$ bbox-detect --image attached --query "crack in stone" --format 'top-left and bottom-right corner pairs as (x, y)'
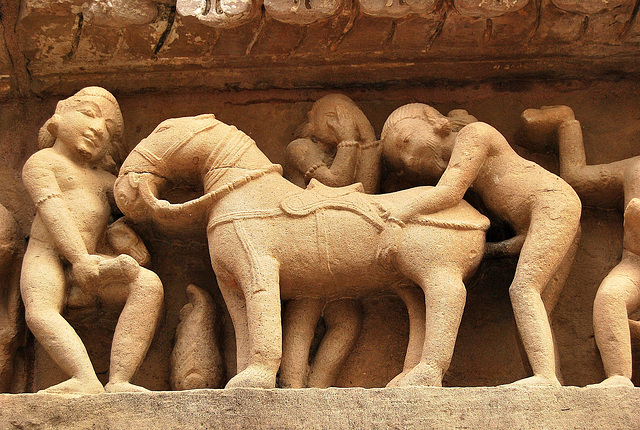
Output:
(64, 13), (84, 61)
(154, 6), (176, 56)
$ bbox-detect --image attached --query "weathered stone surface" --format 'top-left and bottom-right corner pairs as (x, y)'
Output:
(0, 387), (638, 429)
(359, 0), (436, 18)
(3, 0), (639, 96)
(552, 0), (629, 15)
(177, 0), (257, 28)
(454, 0), (530, 18)
(83, 0), (158, 27)
(265, 0), (344, 25)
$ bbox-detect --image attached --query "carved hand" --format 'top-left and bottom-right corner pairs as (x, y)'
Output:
(72, 254), (103, 292)
(327, 105), (360, 143)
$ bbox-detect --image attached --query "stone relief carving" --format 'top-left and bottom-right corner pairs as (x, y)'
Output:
(453, 0), (530, 18)
(380, 104), (581, 386)
(20, 87), (164, 394)
(114, 113), (490, 388)
(177, 0), (258, 28)
(171, 284), (225, 390)
(280, 94), (377, 388)
(264, 0), (344, 25)
(358, 0), (435, 18)
(551, 0), (628, 15)
(83, 0), (159, 27)
(0, 85), (636, 393)
(0, 204), (25, 393)
(521, 105), (640, 388)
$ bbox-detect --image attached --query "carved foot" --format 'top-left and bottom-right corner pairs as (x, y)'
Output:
(505, 375), (561, 387)
(105, 381), (150, 393)
(40, 378), (105, 395)
(586, 375), (635, 388)
(225, 365), (276, 389)
(519, 105), (575, 151)
(394, 362), (443, 387)
(386, 371), (409, 387)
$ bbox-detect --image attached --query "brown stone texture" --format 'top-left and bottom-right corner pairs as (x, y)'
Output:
(0, 0), (637, 97)
(1, 387), (639, 428)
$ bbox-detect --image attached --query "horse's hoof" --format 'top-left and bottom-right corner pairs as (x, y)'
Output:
(225, 365), (276, 389)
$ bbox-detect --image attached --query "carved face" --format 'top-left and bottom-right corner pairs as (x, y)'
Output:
(309, 100), (340, 144)
(53, 99), (113, 164)
(382, 118), (448, 180)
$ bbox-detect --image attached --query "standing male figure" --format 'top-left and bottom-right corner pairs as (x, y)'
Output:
(21, 86), (164, 394)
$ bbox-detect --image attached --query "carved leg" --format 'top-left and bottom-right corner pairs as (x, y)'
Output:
(387, 284), (425, 387)
(104, 268), (163, 393)
(216, 272), (250, 375)
(225, 256), (282, 389)
(507, 204), (580, 387)
(542, 226), (580, 385)
(397, 269), (466, 387)
(308, 298), (363, 388)
(279, 298), (323, 388)
(21, 245), (104, 394)
(590, 255), (640, 388)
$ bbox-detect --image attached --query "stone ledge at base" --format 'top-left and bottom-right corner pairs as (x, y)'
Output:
(1, 386), (638, 429)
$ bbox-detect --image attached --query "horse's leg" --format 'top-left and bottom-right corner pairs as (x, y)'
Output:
(279, 298), (323, 388)
(307, 298), (363, 388)
(396, 268), (466, 387)
(216, 272), (250, 375)
(225, 255), (282, 389)
(387, 284), (426, 387)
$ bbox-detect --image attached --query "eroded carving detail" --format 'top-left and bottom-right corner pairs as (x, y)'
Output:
(358, 0), (436, 19)
(551, 0), (629, 15)
(453, 0), (530, 18)
(83, 0), (159, 27)
(171, 284), (225, 390)
(265, 0), (344, 25)
(177, 0), (257, 28)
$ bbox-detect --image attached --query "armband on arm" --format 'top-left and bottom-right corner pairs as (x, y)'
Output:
(304, 162), (327, 182)
(35, 192), (63, 207)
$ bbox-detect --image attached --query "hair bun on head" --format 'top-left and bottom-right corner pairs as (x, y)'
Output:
(38, 118), (56, 149)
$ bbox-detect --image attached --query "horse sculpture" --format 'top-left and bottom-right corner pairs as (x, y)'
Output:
(114, 114), (490, 388)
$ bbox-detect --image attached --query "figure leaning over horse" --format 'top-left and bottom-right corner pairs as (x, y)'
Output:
(114, 114), (489, 388)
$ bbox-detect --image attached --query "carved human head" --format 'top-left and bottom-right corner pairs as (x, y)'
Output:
(39, 86), (125, 170)
(381, 103), (476, 179)
(298, 94), (375, 144)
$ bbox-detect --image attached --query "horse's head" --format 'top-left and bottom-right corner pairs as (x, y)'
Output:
(114, 172), (168, 223)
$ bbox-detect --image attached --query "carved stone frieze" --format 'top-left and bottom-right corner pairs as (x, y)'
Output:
(453, 0), (530, 18)
(264, 0), (344, 25)
(358, 0), (436, 18)
(176, 0), (257, 28)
